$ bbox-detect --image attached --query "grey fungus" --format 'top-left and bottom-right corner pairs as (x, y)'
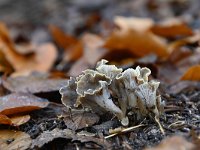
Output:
(59, 77), (78, 108)
(60, 59), (164, 126)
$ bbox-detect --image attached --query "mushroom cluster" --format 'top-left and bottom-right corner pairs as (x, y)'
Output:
(60, 59), (164, 126)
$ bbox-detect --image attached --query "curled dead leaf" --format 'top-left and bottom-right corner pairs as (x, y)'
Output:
(0, 23), (57, 76)
(0, 114), (12, 125)
(0, 114), (30, 126)
(151, 18), (193, 38)
(0, 130), (32, 150)
(49, 25), (78, 49)
(104, 17), (168, 58)
(0, 93), (49, 116)
(10, 115), (30, 126)
(181, 65), (200, 81)
(69, 33), (107, 76)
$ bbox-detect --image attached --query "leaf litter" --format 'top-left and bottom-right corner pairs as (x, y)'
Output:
(0, 0), (200, 149)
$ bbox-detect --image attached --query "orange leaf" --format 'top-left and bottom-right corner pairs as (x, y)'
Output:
(49, 25), (78, 49)
(0, 130), (32, 150)
(104, 29), (168, 58)
(10, 114), (30, 126)
(0, 114), (30, 126)
(0, 114), (12, 125)
(104, 16), (169, 58)
(181, 65), (200, 81)
(151, 18), (193, 38)
(0, 23), (57, 76)
(0, 93), (49, 116)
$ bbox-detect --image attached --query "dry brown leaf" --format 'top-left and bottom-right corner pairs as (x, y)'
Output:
(49, 25), (78, 49)
(114, 16), (154, 32)
(15, 42), (36, 55)
(63, 41), (83, 62)
(181, 65), (200, 81)
(31, 128), (75, 149)
(151, 18), (193, 38)
(0, 114), (30, 126)
(167, 31), (200, 54)
(2, 72), (68, 93)
(63, 110), (99, 130)
(0, 114), (12, 125)
(0, 23), (57, 76)
(104, 17), (168, 58)
(49, 25), (83, 63)
(10, 115), (30, 126)
(31, 128), (111, 149)
(11, 43), (58, 77)
(0, 93), (49, 116)
(145, 136), (194, 150)
(0, 50), (13, 73)
(0, 130), (32, 150)
(69, 33), (107, 76)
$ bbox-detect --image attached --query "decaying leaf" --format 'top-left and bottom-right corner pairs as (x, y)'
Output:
(10, 115), (30, 126)
(63, 110), (99, 130)
(167, 81), (200, 94)
(181, 65), (200, 81)
(145, 136), (195, 150)
(0, 93), (49, 115)
(31, 128), (74, 149)
(0, 50), (13, 73)
(0, 114), (30, 126)
(49, 25), (78, 50)
(31, 128), (111, 149)
(0, 23), (57, 76)
(0, 114), (12, 125)
(104, 16), (169, 58)
(150, 18), (193, 38)
(69, 33), (107, 76)
(0, 130), (32, 150)
(2, 72), (68, 93)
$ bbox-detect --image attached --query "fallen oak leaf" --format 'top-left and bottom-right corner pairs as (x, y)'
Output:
(0, 130), (32, 150)
(181, 65), (200, 81)
(0, 93), (49, 116)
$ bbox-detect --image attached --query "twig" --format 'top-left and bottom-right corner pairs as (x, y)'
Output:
(104, 124), (145, 139)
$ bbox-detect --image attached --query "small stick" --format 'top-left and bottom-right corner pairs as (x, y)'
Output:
(104, 124), (145, 139)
